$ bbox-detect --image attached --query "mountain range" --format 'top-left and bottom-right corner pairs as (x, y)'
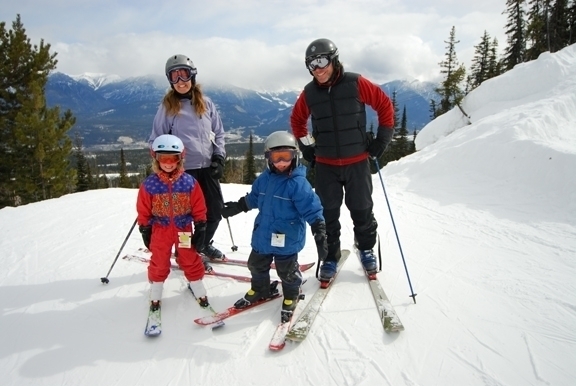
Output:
(45, 72), (439, 150)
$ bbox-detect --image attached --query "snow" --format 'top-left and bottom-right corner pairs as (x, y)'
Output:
(2, 45), (576, 386)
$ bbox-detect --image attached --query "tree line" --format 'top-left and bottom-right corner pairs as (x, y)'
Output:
(432, 0), (576, 119)
(2, 1), (574, 207)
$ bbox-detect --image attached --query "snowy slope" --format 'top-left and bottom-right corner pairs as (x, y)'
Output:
(1, 45), (575, 386)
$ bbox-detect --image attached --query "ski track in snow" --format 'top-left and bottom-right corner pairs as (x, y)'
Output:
(522, 332), (549, 385)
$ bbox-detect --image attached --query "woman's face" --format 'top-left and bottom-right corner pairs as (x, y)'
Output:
(173, 79), (192, 94)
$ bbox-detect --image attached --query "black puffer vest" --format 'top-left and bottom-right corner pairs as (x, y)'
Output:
(304, 72), (368, 159)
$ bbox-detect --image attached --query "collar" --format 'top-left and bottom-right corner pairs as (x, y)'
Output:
(157, 169), (184, 184)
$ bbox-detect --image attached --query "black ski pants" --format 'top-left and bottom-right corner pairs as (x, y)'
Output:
(247, 249), (303, 300)
(314, 159), (378, 258)
(185, 167), (224, 246)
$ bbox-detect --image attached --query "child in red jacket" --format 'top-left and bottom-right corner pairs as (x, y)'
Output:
(137, 134), (209, 310)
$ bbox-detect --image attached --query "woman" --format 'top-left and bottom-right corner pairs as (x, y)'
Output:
(149, 54), (227, 265)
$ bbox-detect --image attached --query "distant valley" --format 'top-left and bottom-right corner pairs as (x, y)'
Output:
(46, 72), (439, 150)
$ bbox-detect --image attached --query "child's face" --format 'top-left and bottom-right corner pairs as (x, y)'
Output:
(272, 160), (291, 172)
(156, 153), (181, 173)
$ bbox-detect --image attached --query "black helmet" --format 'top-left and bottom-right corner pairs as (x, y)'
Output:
(305, 38), (338, 58)
(305, 38), (339, 61)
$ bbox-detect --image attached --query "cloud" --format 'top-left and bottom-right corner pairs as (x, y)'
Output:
(2, 1), (508, 91)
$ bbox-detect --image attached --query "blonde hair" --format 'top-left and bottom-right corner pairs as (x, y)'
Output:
(163, 84), (207, 117)
(151, 157), (185, 174)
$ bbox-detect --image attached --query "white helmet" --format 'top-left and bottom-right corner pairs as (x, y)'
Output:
(152, 134), (185, 154)
(264, 131), (298, 151)
(264, 131), (299, 173)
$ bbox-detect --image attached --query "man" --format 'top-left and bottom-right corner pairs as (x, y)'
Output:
(290, 38), (394, 281)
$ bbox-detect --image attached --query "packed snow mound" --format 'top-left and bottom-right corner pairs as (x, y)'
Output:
(388, 44), (576, 223)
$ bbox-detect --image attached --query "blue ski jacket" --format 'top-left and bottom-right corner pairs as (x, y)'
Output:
(244, 165), (324, 255)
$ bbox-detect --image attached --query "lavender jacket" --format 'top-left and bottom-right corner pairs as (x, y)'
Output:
(149, 96), (226, 170)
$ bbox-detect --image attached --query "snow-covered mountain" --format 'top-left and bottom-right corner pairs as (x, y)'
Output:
(70, 73), (122, 89)
(46, 72), (438, 147)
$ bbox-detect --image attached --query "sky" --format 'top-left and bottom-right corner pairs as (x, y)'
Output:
(1, 1), (509, 91)
(1, 44), (575, 385)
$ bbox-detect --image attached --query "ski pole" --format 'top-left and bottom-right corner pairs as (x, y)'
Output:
(374, 159), (417, 303)
(100, 218), (137, 284)
(226, 218), (238, 251)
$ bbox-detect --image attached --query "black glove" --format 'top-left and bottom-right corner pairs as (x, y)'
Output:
(311, 220), (328, 261)
(209, 154), (225, 179)
(139, 225), (152, 249)
(191, 222), (207, 252)
(300, 145), (316, 163)
(367, 126), (394, 158)
(221, 197), (249, 218)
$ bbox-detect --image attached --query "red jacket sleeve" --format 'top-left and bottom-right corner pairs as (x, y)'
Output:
(190, 181), (207, 223)
(357, 75), (394, 128)
(136, 184), (152, 226)
(290, 91), (311, 139)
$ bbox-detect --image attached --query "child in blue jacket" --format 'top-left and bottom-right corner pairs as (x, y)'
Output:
(221, 131), (328, 323)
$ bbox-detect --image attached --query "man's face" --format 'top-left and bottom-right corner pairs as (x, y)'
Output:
(312, 62), (334, 84)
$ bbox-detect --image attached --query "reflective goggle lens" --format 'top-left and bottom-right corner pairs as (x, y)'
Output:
(168, 68), (194, 84)
(156, 153), (181, 164)
(306, 55), (331, 71)
(266, 149), (296, 163)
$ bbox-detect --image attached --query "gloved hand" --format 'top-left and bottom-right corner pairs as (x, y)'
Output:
(191, 222), (207, 252)
(221, 197), (249, 218)
(311, 220), (328, 261)
(367, 126), (394, 158)
(139, 225), (152, 249)
(300, 145), (316, 163)
(209, 154), (225, 179)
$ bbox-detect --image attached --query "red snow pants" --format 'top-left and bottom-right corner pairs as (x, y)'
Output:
(147, 223), (205, 282)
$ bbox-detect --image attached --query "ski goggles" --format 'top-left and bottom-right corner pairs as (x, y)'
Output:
(167, 67), (196, 84)
(305, 54), (331, 71)
(265, 149), (296, 163)
(156, 153), (181, 164)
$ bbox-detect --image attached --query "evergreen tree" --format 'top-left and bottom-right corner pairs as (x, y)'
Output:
(487, 38), (503, 78)
(433, 26), (466, 117)
(222, 158), (244, 183)
(73, 131), (90, 192)
(86, 161), (95, 189)
(11, 92), (76, 202)
(243, 133), (257, 184)
(569, 0), (576, 44)
(98, 174), (110, 189)
(1, 15), (76, 207)
(503, 0), (527, 71)
(118, 148), (131, 188)
(526, 0), (552, 60)
(429, 99), (438, 120)
(395, 106), (410, 157)
(411, 130), (418, 153)
(469, 31), (493, 89)
(391, 90), (400, 132)
(549, 0), (571, 52)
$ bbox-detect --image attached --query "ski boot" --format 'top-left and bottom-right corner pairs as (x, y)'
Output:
(280, 291), (305, 324)
(359, 249), (378, 277)
(150, 300), (161, 311)
(319, 260), (337, 288)
(203, 241), (225, 261)
(234, 281), (279, 309)
(197, 296), (210, 308)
